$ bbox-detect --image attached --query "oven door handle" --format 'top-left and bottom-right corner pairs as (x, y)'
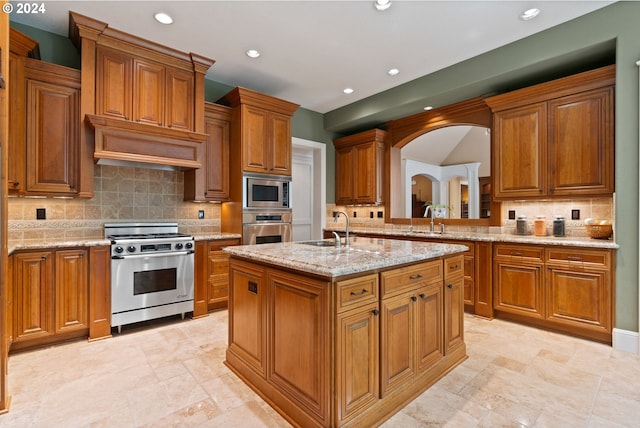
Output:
(112, 250), (194, 260)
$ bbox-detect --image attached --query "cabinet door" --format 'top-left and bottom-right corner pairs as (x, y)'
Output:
(444, 275), (464, 354)
(55, 249), (88, 334)
(380, 292), (414, 397)
(204, 114), (230, 200)
(133, 58), (165, 126)
(165, 67), (194, 131)
(494, 260), (544, 319)
(228, 260), (267, 376)
(547, 87), (614, 196)
(546, 266), (611, 334)
(268, 270), (330, 424)
(354, 142), (378, 204)
(269, 111), (292, 175)
(335, 147), (355, 205)
(208, 250), (230, 308)
(25, 79), (79, 195)
(241, 104), (269, 173)
(336, 302), (379, 424)
(493, 103), (546, 199)
(415, 283), (444, 371)
(13, 251), (54, 343)
(96, 47), (133, 121)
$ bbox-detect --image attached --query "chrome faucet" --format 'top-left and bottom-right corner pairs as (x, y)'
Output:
(333, 211), (350, 246)
(423, 205), (434, 233)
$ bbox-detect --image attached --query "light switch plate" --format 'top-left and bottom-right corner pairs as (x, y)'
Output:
(571, 209), (580, 220)
(36, 208), (46, 220)
(198, 210), (205, 219)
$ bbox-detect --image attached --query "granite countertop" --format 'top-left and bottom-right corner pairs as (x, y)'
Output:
(8, 233), (242, 255)
(325, 227), (619, 249)
(224, 237), (468, 279)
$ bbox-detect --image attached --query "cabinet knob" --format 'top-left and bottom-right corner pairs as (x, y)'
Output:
(419, 293), (426, 300)
(372, 309), (379, 316)
(41, 256), (46, 261)
(124, 116), (129, 121)
(158, 122), (163, 126)
(411, 296), (417, 302)
(447, 284), (453, 289)
(13, 181), (19, 187)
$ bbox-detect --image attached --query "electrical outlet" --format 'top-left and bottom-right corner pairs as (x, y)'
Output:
(377, 211), (383, 218)
(508, 210), (516, 220)
(369, 211), (374, 218)
(36, 208), (46, 220)
(571, 209), (580, 220)
(353, 211), (357, 218)
(198, 210), (205, 219)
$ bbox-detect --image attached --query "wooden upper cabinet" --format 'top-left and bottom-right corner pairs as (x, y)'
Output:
(184, 102), (231, 201)
(492, 103), (546, 198)
(486, 65), (615, 200)
(218, 87), (299, 176)
(24, 60), (81, 196)
(334, 129), (386, 205)
(95, 47), (132, 121)
(96, 47), (195, 130)
(547, 87), (614, 196)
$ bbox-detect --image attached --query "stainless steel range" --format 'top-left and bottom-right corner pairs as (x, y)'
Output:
(105, 223), (195, 332)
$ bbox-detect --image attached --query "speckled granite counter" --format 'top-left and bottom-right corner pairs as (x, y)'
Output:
(8, 233), (241, 255)
(8, 239), (111, 255)
(325, 227), (619, 249)
(224, 237), (468, 278)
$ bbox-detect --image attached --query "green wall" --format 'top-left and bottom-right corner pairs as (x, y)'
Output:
(11, 2), (640, 333)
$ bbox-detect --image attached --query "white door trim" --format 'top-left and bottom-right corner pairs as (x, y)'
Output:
(292, 137), (326, 240)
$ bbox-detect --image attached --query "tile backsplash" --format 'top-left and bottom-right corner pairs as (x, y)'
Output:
(8, 165), (221, 242)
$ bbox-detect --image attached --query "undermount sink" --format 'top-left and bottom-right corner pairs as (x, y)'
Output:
(300, 240), (339, 247)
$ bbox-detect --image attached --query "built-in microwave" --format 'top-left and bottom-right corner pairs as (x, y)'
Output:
(244, 174), (291, 209)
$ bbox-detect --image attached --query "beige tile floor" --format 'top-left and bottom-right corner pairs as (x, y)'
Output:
(2, 311), (640, 427)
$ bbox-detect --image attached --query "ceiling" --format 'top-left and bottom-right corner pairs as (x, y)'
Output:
(10, 1), (615, 114)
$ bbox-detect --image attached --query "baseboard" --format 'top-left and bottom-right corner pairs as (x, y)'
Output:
(612, 328), (639, 354)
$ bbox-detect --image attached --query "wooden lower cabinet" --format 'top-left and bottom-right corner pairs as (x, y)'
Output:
(11, 248), (90, 351)
(194, 238), (241, 317)
(226, 255), (466, 427)
(493, 244), (614, 343)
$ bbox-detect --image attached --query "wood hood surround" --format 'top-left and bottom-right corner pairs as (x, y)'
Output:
(69, 12), (214, 174)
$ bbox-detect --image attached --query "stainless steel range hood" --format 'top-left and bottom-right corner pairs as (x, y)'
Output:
(86, 114), (208, 171)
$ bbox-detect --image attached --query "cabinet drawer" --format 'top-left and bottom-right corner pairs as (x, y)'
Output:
(546, 247), (610, 268)
(337, 274), (378, 312)
(444, 255), (464, 279)
(381, 260), (442, 298)
(494, 244), (544, 262)
(211, 258), (229, 275)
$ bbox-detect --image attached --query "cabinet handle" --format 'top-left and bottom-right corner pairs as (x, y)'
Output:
(136, 119), (141, 122)
(41, 256), (46, 261)
(447, 284), (453, 289)
(372, 309), (379, 316)
(411, 296), (417, 302)
(158, 122), (163, 126)
(13, 181), (19, 187)
(419, 293), (426, 300)
(567, 256), (583, 261)
(168, 124), (172, 128)
(350, 289), (368, 296)
(510, 251), (524, 257)
(409, 274), (423, 280)
(124, 116), (129, 121)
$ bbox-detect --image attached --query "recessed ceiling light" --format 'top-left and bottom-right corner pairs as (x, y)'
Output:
(387, 68), (400, 76)
(154, 12), (173, 25)
(245, 49), (261, 59)
(520, 8), (540, 21)
(374, 0), (391, 11)
(343, 88), (354, 94)
(423, 106), (433, 111)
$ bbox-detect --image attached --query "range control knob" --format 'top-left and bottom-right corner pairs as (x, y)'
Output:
(175, 243), (184, 250)
(185, 242), (193, 250)
(127, 246), (136, 253)
(114, 246), (124, 254)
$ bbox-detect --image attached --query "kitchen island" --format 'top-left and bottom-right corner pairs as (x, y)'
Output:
(223, 237), (468, 427)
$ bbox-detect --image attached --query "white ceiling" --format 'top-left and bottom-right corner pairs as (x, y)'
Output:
(10, 0), (615, 114)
